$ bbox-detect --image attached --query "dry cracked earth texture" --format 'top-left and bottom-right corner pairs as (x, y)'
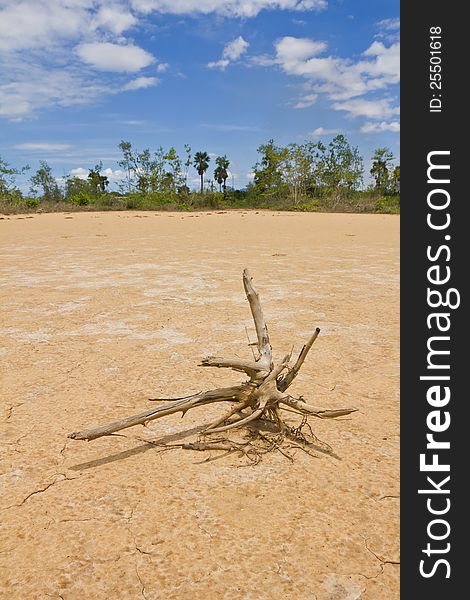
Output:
(0, 211), (399, 599)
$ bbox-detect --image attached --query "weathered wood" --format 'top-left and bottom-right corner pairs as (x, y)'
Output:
(203, 407), (264, 434)
(68, 386), (246, 441)
(277, 328), (320, 392)
(242, 269), (272, 369)
(280, 396), (358, 419)
(68, 271), (358, 455)
(199, 356), (269, 378)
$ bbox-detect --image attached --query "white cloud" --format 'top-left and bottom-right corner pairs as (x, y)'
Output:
(14, 143), (72, 151)
(360, 120), (400, 133)
(308, 127), (339, 138)
(224, 36), (249, 60)
(332, 98), (399, 119)
(208, 36), (249, 70)
(208, 59), (230, 70)
(0, 0), (327, 54)
(119, 119), (147, 125)
(376, 18), (400, 31)
(293, 93), (318, 108)
(123, 76), (160, 90)
(0, 58), (111, 118)
(275, 36), (327, 71)
(130, 0), (327, 18)
(361, 41), (400, 83)
(375, 17), (400, 43)
(76, 42), (155, 72)
(0, 1), (137, 52)
(70, 167), (89, 180)
(0, 1), (88, 52)
(273, 36), (399, 100)
(258, 34), (399, 122)
(101, 167), (127, 182)
(0, 0), (329, 120)
(95, 5), (137, 35)
(70, 166), (126, 182)
(0, 2), (165, 118)
(249, 54), (277, 67)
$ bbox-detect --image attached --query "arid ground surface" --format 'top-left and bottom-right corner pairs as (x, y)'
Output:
(0, 211), (399, 599)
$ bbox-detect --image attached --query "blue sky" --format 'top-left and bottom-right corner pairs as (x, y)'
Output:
(0, 0), (399, 191)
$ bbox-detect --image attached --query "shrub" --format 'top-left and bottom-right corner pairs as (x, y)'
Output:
(22, 197), (40, 209)
(375, 195), (400, 214)
(70, 192), (92, 206)
(288, 199), (321, 212)
(190, 192), (221, 210)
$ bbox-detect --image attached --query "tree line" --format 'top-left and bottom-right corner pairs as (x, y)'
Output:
(0, 135), (399, 212)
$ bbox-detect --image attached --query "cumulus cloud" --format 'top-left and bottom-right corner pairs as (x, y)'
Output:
(122, 76), (160, 90)
(0, 59), (111, 118)
(0, 1), (163, 118)
(308, 127), (339, 138)
(274, 36), (327, 72)
(130, 0), (327, 18)
(273, 36), (399, 101)
(76, 42), (155, 72)
(360, 120), (400, 133)
(258, 33), (399, 123)
(69, 167), (89, 180)
(95, 5), (137, 35)
(208, 36), (249, 70)
(332, 98), (399, 120)
(70, 166), (126, 183)
(208, 59), (230, 70)
(375, 17), (400, 43)
(224, 36), (249, 60)
(0, 1), (137, 52)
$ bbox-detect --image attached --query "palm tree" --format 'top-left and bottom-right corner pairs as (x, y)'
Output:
(193, 151), (210, 193)
(214, 166), (224, 191)
(216, 155), (230, 195)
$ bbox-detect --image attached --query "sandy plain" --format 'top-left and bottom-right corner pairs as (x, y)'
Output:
(0, 211), (399, 599)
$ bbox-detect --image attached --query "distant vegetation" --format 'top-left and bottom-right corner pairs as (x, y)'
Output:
(1, 136), (399, 214)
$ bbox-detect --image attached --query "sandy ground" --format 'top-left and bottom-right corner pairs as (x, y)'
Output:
(0, 211), (399, 599)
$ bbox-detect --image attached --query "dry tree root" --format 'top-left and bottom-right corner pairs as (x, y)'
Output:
(68, 269), (357, 459)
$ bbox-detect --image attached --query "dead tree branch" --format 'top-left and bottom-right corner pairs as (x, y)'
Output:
(68, 270), (357, 456)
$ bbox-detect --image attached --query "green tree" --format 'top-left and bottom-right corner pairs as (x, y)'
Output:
(253, 140), (288, 199)
(390, 165), (400, 195)
(133, 148), (155, 194)
(281, 143), (316, 205)
(214, 166), (224, 192)
(370, 147), (395, 193)
(65, 175), (93, 199)
(183, 144), (192, 186)
(118, 141), (136, 194)
(30, 160), (62, 201)
(215, 155), (230, 195)
(315, 135), (364, 196)
(88, 162), (109, 194)
(163, 147), (184, 192)
(0, 156), (29, 196)
(193, 151), (210, 193)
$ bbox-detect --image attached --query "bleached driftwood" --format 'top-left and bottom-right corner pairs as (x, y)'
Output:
(68, 270), (357, 453)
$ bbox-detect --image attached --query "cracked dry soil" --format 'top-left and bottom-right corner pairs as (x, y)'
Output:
(0, 211), (399, 599)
